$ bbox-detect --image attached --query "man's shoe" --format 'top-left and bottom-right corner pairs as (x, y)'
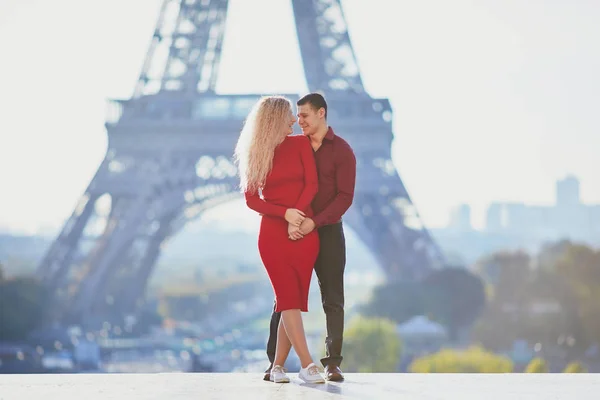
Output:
(263, 364), (272, 381)
(324, 365), (345, 381)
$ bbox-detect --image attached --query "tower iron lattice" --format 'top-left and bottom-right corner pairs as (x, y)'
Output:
(37, 0), (446, 326)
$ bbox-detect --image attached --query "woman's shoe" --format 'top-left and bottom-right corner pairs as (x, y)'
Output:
(270, 365), (290, 383)
(298, 362), (325, 384)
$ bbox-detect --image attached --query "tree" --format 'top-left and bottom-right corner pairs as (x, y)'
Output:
(360, 281), (425, 324)
(422, 267), (486, 340)
(554, 244), (600, 349)
(473, 250), (531, 289)
(343, 316), (402, 372)
(471, 243), (599, 358)
(563, 361), (587, 373)
(537, 240), (573, 273)
(525, 357), (548, 373)
(0, 276), (49, 341)
(472, 250), (557, 351)
(409, 346), (513, 373)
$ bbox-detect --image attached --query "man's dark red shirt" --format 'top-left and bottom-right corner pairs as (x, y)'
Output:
(309, 127), (356, 228)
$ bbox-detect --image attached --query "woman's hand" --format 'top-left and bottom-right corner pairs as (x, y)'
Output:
(285, 208), (305, 227)
(288, 223), (304, 240)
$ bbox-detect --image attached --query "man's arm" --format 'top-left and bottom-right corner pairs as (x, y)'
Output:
(311, 144), (356, 228)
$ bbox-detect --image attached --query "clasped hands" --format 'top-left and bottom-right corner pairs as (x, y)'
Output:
(285, 208), (316, 240)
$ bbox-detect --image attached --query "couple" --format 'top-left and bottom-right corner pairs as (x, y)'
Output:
(234, 93), (356, 384)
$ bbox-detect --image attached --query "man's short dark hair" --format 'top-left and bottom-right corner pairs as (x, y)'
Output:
(297, 92), (327, 119)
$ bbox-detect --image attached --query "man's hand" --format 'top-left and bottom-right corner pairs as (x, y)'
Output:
(299, 218), (316, 235)
(288, 223), (304, 240)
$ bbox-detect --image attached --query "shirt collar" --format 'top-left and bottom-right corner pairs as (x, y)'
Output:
(324, 126), (335, 141)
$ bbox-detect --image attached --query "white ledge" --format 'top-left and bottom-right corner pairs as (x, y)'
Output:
(0, 373), (599, 399)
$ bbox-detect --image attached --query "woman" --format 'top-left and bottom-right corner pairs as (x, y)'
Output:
(234, 96), (325, 384)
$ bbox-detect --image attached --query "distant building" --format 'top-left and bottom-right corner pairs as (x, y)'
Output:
(485, 203), (505, 232)
(484, 176), (600, 243)
(448, 204), (472, 232)
(431, 176), (598, 266)
(556, 175), (580, 208)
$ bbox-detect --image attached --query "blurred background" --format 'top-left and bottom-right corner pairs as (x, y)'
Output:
(1, 0), (599, 375)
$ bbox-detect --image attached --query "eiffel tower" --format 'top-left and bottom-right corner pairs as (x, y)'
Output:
(37, 0), (446, 326)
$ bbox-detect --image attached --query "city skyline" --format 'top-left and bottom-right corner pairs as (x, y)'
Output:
(1, 0), (599, 236)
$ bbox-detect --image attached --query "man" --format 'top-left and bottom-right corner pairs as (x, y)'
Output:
(264, 92), (356, 382)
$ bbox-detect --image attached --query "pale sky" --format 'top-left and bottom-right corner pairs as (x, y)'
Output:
(0, 0), (599, 236)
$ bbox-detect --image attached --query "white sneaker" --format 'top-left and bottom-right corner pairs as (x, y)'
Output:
(270, 365), (290, 383)
(299, 362), (325, 384)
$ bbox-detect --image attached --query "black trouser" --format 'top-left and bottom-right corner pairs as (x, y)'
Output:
(266, 222), (346, 368)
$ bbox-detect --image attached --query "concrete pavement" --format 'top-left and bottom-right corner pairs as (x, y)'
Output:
(1, 372), (599, 399)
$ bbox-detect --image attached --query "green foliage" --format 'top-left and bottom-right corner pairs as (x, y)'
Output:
(361, 268), (486, 341)
(472, 250), (534, 348)
(422, 267), (486, 339)
(563, 361), (587, 373)
(537, 240), (573, 273)
(360, 281), (425, 324)
(524, 357), (548, 373)
(343, 316), (402, 372)
(0, 256), (41, 278)
(554, 244), (600, 349)
(0, 276), (49, 341)
(409, 346), (513, 373)
(475, 250), (532, 301)
(158, 277), (267, 321)
(472, 267), (579, 352)
(471, 243), (600, 354)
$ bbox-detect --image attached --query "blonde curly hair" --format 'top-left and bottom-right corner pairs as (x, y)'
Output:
(234, 96), (292, 193)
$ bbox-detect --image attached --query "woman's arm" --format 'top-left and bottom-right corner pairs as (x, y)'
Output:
(246, 190), (305, 226)
(244, 190), (288, 218)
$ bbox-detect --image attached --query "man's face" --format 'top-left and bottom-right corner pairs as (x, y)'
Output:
(296, 103), (323, 137)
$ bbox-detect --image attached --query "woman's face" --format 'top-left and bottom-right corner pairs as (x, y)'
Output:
(285, 108), (297, 135)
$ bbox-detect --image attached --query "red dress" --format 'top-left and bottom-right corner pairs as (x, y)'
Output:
(245, 135), (320, 312)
